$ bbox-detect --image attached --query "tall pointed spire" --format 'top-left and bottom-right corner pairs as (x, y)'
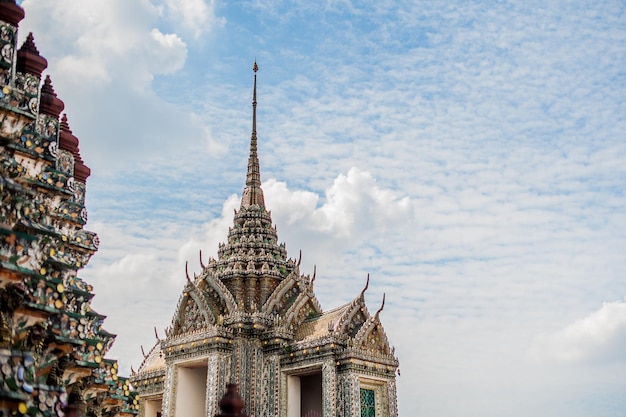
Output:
(241, 61), (265, 208)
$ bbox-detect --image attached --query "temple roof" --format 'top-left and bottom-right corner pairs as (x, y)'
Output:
(294, 302), (350, 341)
(136, 341), (165, 374)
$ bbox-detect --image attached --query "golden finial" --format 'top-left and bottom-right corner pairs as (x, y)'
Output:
(253, 61), (258, 72)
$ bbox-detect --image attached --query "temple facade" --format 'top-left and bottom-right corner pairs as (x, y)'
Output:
(131, 64), (399, 417)
(0, 2), (136, 416)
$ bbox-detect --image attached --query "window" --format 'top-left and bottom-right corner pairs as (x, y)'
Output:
(360, 388), (376, 417)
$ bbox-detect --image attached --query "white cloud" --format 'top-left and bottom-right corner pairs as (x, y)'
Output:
(20, 0), (186, 87)
(527, 298), (626, 364)
(163, 0), (224, 38)
(148, 29), (187, 74)
(263, 167), (413, 237)
(17, 0), (222, 173)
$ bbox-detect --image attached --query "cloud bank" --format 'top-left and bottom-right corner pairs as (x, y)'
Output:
(528, 298), (626, 364)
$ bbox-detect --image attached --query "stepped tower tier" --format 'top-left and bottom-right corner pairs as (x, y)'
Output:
(205, 62), (297, 312)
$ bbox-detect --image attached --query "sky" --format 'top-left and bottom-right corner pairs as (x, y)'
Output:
(14, 0), (626, 416)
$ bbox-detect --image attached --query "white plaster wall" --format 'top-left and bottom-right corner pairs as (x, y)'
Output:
(287, 375), (301, 417)
(175, 366), (208, 417)
(145, 399), (162, 417)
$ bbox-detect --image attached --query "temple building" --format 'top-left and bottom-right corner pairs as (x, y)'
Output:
(131, 64), (400, 417)
(0, 1), (137, 416)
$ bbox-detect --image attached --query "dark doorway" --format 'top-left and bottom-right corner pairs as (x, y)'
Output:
(300, 372), (322, 417)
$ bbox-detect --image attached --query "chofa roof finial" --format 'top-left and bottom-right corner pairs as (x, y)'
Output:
(360, 274), (370, 299)
(375, 293), (386, 316)
(185, 261), (192, 283)
(200, 249), (206, 269)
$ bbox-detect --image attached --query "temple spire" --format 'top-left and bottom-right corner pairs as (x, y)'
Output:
(241, 61), (265, 208)
(252, 60), (258, 141)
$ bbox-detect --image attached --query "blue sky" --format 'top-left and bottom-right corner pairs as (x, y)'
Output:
(15, 0), (626, 416)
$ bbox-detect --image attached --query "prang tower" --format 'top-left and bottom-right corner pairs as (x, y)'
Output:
(131, 64), (399, 417)
(0, 1), (137, 416)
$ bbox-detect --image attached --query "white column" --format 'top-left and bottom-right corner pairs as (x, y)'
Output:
(287, 375), (301, 417)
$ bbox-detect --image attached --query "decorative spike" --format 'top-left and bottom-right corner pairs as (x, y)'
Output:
(375, 293), (386, 316)
(185, 261), (192, 283)
(154, 326), (160, 341)
(311, 265), (316, 285)
(21, 33), (38, 54)
(241, 61), (265, 208)
(39, 75), (64, 117)
(252, 61), (258, 133)
(59, 113), (90, 183)
(59, 114), (79, 153)
(360, 274), (370, 298)
(141, 345), (147, 359)
(199, 250), (206, 269)
(297, 250), (302, 266)
(17, 32), (48, 76)
(130, 366), (135, 375)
